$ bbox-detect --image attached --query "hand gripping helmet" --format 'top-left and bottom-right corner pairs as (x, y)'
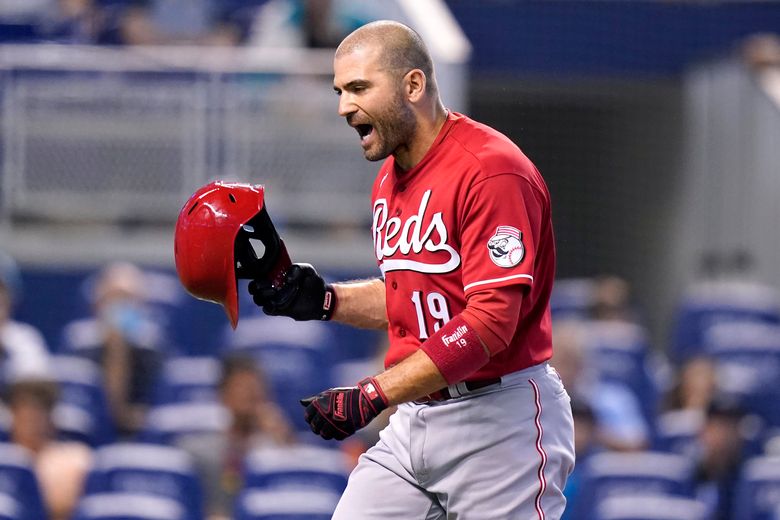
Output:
(174, 181), (291, 328)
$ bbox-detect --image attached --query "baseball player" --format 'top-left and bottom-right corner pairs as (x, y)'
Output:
(249, 20), (575, 519)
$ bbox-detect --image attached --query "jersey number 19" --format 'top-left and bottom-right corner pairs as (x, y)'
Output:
(411, 291), (452, 340)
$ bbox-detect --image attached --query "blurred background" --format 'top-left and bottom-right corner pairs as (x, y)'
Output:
(0, 0), (779, 519)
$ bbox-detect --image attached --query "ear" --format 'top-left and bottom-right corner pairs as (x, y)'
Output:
(404, 69), (426, 102)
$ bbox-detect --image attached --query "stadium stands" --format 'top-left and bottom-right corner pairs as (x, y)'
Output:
(83, 443), (203, 520)
(0, 443), (47, 520)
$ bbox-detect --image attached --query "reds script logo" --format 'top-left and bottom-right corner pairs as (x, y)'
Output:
(373, 189), (461, 274)
(487, 226), (524, 267)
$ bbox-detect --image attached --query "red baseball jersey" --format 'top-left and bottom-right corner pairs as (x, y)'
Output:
(371, 111), (555, 380)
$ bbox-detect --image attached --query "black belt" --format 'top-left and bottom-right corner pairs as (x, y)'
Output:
(417, 377), (502, 403)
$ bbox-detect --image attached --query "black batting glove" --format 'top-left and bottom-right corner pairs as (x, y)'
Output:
(300, 377), (389, 441)
(248, 263), (336, 321)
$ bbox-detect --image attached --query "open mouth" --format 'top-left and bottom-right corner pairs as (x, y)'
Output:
(356, 124), (374, 142)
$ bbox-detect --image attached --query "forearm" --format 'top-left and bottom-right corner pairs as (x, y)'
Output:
(374, 350), (447, 405)
(373, 286), (524, 406)
(331, 278), (388, 329)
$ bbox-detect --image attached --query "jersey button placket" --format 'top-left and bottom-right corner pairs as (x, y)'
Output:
(398, 328), (406, 338)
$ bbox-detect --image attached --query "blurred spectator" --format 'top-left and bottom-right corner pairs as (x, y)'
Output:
(588, 275), (638, 323)
(551, 321), (650, 451)
(694, 397), (751, 520)
(248, 0), (377, 48)
(38, 0), (105, 43)
(61, 261), (165, 437)
(175, 354), (294, 520)
(663, 355), (716, 412)
(742, 32), (780, 70)
(0, 251), (52, 388)
(6, 379), (93, 520)
(95, 0), (265, 46)
(669, 249), (779, 412)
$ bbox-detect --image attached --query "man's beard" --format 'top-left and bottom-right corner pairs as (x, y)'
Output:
(365, 94), (417, 162)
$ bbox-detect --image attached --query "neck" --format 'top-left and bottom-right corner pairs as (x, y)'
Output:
(394, 103), (448, 171)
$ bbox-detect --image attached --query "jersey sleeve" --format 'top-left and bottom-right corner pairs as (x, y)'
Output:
(459, 173), (547, 297)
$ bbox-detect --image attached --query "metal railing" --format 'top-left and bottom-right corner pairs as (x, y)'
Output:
(0, 44), (381, 227)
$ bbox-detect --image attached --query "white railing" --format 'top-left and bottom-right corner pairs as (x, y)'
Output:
(0, 0), (471, 268)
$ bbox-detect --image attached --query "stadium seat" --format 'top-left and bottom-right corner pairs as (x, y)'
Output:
(0, 493), (20, 520)
(234, 488), (341, 520)
(0, 443), (47, 520)
(50, 355), (116, 447)
(224, 316), (336, 432)
(141, 401), (229, 445)
(71, 492), (186, 520)
(652, 409), (704, 458)
(83, 443), (204, 520)
(550, 277), (597, 319)
(704, 321), (780, 426)
(243, 444), (350, 494)
(581, 320), (662, 426)
(732, 455), (780, 520)
(594, 494), (708, 520)
(573, 451), (696, 519)
(152, 356), (220, 405)
(671, 279), (780, 362)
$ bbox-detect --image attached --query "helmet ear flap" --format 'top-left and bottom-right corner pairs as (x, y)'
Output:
(234, 205), (291, 287)
(174, 181), (290, 329)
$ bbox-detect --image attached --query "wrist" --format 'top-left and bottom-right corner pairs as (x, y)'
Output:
(357, 376), (388, 414)
(322, 283), (337, 321)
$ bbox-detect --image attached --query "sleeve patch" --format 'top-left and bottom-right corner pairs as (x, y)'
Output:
(487, 226), (525, 268)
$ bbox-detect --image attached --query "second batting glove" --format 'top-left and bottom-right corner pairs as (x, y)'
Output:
(300, 377), (388, 441)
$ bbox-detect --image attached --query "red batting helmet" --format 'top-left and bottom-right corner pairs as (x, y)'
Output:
(174, 181), (291, 329)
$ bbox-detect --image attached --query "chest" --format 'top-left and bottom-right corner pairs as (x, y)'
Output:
(372, 178), (464, 274)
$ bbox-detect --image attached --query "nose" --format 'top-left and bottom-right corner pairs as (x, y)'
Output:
(338, 93), (357, 118)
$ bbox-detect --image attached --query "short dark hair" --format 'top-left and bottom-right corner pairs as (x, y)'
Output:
(218, 354), (262, 389)
(337, 21), (437, 95)
(6, 379), (59, 411)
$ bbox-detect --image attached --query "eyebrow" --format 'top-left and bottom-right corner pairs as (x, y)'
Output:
(334, 79), (371, 92)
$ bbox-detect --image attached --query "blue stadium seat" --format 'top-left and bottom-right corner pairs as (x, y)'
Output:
(141, 401), (229, 445)
(652, 409), (704, 459)
(704, 321), (780, 426)
(0, 493), (20, 520)
(573, 451), (696, 519)
(671, 279), (780, 362)
(0, 443), (47, 520)
(224, 316), (336, 432)
(581, 320), (661, 426)
(234, 488), (341, 520)
(732, 455), (780, 520)
(50, 355), (116, 447)
(550, 277), (596, 319)
(83, 443), (204, 520)
(594, 494), (708, 520)
(71, 492), (186, 520)
(243, 444), (350, 494)
(152, 356), (220, 405)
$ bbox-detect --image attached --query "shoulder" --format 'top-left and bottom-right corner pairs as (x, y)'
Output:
(446, 113), (547, 192)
